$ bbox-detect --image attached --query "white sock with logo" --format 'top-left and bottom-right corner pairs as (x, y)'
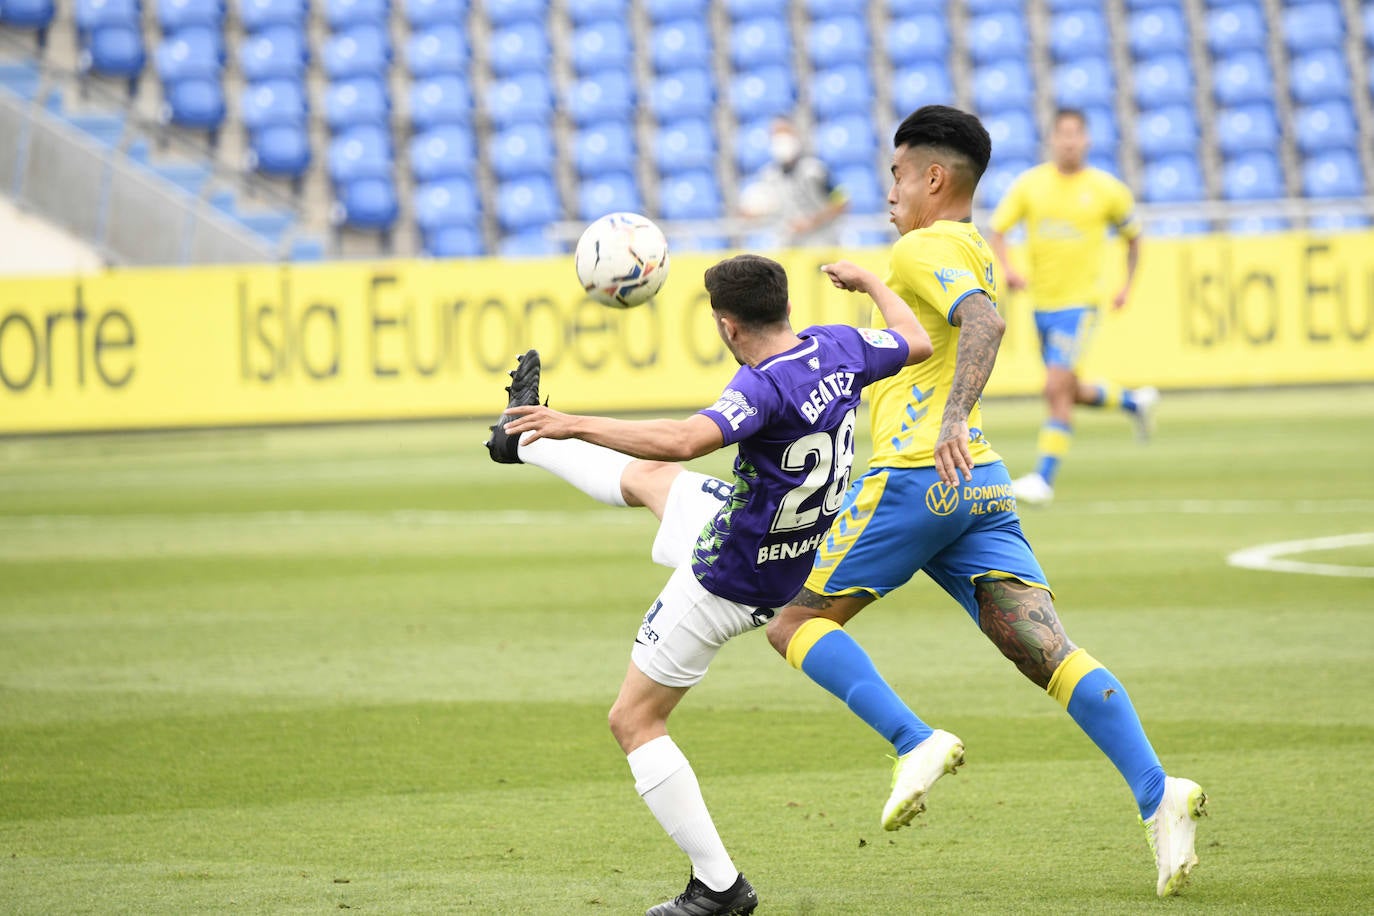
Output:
(626, 735), (739, 893)
(517, 437), (633, 507)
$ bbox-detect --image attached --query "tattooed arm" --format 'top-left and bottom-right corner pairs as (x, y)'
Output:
(934, 292), (1005, 486)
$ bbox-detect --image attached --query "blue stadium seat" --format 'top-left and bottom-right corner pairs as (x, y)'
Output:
(983, 108), (1038, 160)
(890, 0), (947, 12)
(1049, 8), (1108, 60)
(1365, 5), (1374, 51)
(66, 111), (125, 146)
(578, 172), (642, 221)
(1054, 55), (1114, 108)
(1282, 1), (1343, 51)
(979, 157), (1035, 207)
(499, 232), (563, 257)
(82, 25), (145, 77)
(158, 0), (222, 31)
(1088, 151), (1120, 174)
(892, 62), (954, 112)
(807, 0), (865, 15)
(1289, 49), (1350, 104)
(808, 16), (869, 68)
(1136, 105), (1197, 158)
(730, 66), (794, 120)
(156, 28), (222, 81)
(731, 17), (790, 68)
(496, 175), (560, 232)
(409, 126), (477, 181)
(489, 22), (548, 77)
(811, 65), (872, 118)
(659, 170), (721, 220)
(322, 25), (390, 80)
(410, 75), (472, 128)
(572, 21), (632, 74)
(328, 125), (392, 183)
(647, 0), (707, 21)
(1128, 5), (1188, 58)
(832, 165), (884, 213)
(484, 71), (553, 125)
(337, 177), (399, 229)
(425, 225), (484, 258)
(967, 11), (1027, 64)
(723, 0), (785, 19)
(1227, 215), (1288, 235)
(324, 77), (388, 130)
(649, 68), (714, 120)
(414, 178), (480, 231)
(1133, 54), (1193, 106)
(1149, 217), (1210, 236)
(163, 77), (226, 129)
(406, 24), (467, 78)
(1308, 213), (1371, 232)
(1205, 3), (1266, 53)
(967, 0), (1021, 9)
(651, 19), (711, 71)
(568, 0), (626, 25)
(576, 120), (636, 174)
(815, 114), (876, 169)
(1212, 51), (1273, 105)
(653, 118), (714, 173)
(75, 0), (137, 29)
(735, 117), (774, 172)
(324, 0), (388, 30)
(565, 71), (634, 124)
(484, 0), (546, 27)
(239, 0), (305, 33)
(0, 0), (56, 30)
(1221, 151), (1284, 200)
(489, 121), (555, 179)
(886, 14), (949, 60)
(405, 0), (467, 28)
(240, 28), (307, 81)
(1302, 150), (1364, 197)
(1142, 155), (1204, 202)
(249, 123), (310, 176)
(1215, 103), (1279, 154)
(972, 60), (1033, 111)
(1294, 101), (1357, 155)
(1081, 105), (1119, 146)
(241, 79), (307, 128)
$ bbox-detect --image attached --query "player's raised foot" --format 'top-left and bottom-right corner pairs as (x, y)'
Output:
(1142, 776), (1207, 897)
(881, 729), (964, 831)
(1011, 472), (1054, 507)
(1130, 386), (1160, 442)
(645, 873), (757, 916)
(484, 349), (541, 464)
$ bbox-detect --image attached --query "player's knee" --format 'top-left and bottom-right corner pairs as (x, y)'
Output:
(619, 460), (681, 511)
(607, 699), (640, 750)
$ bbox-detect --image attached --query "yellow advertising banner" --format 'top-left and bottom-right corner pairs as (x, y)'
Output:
(1, 230), (1371, 434)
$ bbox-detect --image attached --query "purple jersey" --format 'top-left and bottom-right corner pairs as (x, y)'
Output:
(692, 324), (909, 607)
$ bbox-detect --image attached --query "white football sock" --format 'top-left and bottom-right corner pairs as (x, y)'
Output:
(517, 437), (633, 507)
(626, 735), (738, 893)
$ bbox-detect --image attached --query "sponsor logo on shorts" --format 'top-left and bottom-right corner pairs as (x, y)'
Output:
(925, 481), (960, 516)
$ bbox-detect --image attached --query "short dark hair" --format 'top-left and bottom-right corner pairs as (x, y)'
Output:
(1053, 107), (1087, 128)
(703, 254), (789, 327)
(893, 105), (992, 186)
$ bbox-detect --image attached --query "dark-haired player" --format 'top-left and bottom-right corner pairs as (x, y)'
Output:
(764, 106), (1207, 898)
(488, 253), (932, 915)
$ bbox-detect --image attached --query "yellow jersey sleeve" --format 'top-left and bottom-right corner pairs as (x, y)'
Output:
(1106, 174), (1142, 241)
(889, 232), (996, 323)
(987, 175), (1027, 235)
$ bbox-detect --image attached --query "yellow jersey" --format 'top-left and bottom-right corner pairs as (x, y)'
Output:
(988, 163), (1141, 310)
(868, 219), (1002, 469)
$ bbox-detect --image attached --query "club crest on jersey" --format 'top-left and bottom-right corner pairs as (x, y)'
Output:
(807, 356), (821, 371)
(858, 328), (898, 348)
(925, 481), (960, 516)
(933, 268), (973, 291)
(709, 388), (757, 431)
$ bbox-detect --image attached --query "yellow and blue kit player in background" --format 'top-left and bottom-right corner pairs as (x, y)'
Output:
(764, 106), (1207, 898)
(987, 108), (1159, 506)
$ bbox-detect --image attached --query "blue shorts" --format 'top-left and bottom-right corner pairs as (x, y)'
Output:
(804, 461), (1052, 622)
(1034, 306), (1099, 371)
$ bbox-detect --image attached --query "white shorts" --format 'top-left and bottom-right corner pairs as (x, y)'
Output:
(635, 471), (770, 688)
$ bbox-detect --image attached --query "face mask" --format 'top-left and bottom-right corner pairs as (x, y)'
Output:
(770, 133), (801, 164)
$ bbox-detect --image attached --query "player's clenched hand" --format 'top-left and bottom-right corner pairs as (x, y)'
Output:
(1004, 268), (1028, 292)
(503, 404), (578, 445)
(933, 420), (975, 486)
(821, 261), (878, 293)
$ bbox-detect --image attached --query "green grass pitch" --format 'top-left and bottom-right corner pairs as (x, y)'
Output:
(3, 387), (1373, 914)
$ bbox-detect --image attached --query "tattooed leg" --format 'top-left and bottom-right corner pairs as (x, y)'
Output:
(765, 588), (871, 657)
(975, 577), (1077, 688)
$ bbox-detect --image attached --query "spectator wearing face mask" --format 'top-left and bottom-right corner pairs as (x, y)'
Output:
(738, 118), (850, 249)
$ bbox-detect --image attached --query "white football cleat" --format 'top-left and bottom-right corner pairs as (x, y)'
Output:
(1142, 776), (1208, 897)
(1130, 386), (1160, 442)
(881, 729), (964, 831)
(1011, 472), (1054, 507)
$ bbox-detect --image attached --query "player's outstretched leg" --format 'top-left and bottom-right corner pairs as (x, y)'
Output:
(1078, 380), (1160, 442)
(1142, 776), (1208, 897)
(484, 349), (542, 463)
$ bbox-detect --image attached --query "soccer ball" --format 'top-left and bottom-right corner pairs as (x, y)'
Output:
(574, 212), (670, 309)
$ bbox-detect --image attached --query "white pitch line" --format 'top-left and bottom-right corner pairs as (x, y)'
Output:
(0, 509), (641, 531)
(1226, 532), (1374, 578)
